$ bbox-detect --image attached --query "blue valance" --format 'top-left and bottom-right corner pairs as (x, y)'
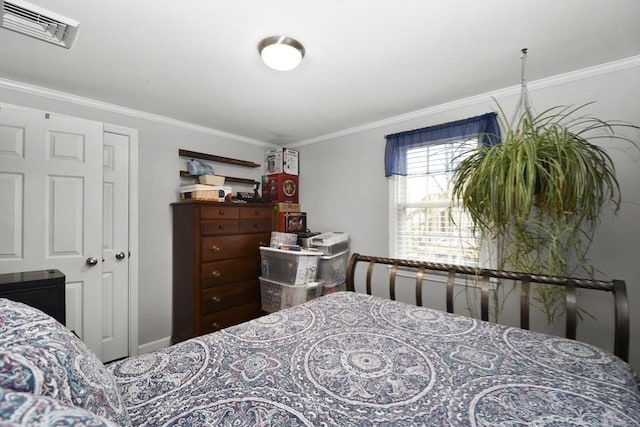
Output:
(384, 112), (500, 177)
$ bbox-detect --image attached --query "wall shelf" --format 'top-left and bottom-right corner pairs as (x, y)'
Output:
(179, 170), (258, 185)
(178, 149), (260, 168)
(178, 148), (261, 186)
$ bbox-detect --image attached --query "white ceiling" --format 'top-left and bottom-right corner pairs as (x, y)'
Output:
(1, 0), (639, 146)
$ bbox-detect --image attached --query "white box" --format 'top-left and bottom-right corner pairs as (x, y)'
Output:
(198, 175), (225, 186)
(264, 148), (299, 175)
(178, 184), (232, 202)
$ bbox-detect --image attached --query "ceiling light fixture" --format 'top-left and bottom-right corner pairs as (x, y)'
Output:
(258, 36), (305, 71)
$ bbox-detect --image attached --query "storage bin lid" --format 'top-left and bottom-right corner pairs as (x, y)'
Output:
(260, 246), (323, 256)
(319, 250), (349, 260)
(259, 276), (322, 288)
(309, 232), (350, 246)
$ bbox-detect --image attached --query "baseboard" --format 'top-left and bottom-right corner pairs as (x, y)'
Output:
(137, 336), (172, 355)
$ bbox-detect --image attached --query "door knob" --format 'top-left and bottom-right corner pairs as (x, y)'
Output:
(115, 251), (126, 260)
(86, 257), (98, 266)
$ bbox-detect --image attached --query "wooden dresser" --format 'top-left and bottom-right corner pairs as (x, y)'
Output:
(171, 201), (273, 343)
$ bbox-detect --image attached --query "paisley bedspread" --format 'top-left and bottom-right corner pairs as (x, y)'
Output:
(107, 292), (640, 426)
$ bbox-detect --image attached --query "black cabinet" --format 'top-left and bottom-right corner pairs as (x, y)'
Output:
(0, 269), (66, 325)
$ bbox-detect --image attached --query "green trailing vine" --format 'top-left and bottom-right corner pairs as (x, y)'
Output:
(451, 100), (639, 322)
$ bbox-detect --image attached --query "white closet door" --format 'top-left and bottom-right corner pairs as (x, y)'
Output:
(101, 131), (130, 362)
(0, 105), (104, 357)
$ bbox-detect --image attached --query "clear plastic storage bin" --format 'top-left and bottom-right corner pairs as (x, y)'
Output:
(260, 277), (320, 312)
(317, 250), (349, 283)
(309, 232), (350, 255)
(260, 247), (322, 285)
(321, 279), (347, 296)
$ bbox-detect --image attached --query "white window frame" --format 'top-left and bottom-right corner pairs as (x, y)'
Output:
(388, 139), (496, 280)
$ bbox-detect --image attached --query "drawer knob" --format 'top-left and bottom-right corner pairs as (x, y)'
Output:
(211, 270), (222, 278)
(254, 223), (259, 228)
(219, 209), (225, 215)
(254, 209), (260, 215)
(211, 322), (220, 330)
(218, 224), (225, 230)
(211, 245), (220, 253)
(211, 296), (221, 303)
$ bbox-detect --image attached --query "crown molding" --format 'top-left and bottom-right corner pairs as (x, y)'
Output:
(0, 77), (270, 147)
(292, 55), (640, 147)
(1, 55), (638, 149)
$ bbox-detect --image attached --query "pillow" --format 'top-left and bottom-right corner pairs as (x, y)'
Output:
(0, 299), (130, 426)
(0, 387), (119, 426)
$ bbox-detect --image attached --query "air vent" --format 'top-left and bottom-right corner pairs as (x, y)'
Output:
(0, 0), (79, 48)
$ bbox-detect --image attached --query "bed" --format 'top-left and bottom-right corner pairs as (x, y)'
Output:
(1, 254), (639, 426)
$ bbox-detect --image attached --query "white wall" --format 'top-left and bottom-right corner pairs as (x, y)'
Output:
(297, 60), (640, 371)
(2, 58), (638, 371)
(0, 85), (269, 349)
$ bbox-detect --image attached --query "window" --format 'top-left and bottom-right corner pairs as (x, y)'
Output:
(390, 139), (480, 265)
(385, 113), (500, 267)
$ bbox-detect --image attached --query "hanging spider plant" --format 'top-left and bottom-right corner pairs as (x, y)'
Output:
(452, 101), (639, 321)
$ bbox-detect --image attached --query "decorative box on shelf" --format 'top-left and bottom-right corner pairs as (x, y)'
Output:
(179, 184), (232, 201)
(198, 175), (226, 186)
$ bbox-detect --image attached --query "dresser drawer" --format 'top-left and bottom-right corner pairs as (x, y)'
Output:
(201, 257), (260, 287)
(201, 233), (270, 261)
(200, 302), (261, 334)
(239, 218), (272, 233)
(240, 207), (272, 219)
(200, 279), (260, 314)
(201, 220), (240, 235)
(201, 206), (239, 220)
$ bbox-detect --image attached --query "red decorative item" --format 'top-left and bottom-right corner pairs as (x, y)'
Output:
(276, 212), (307, 233)
(262, 174), (299, 203)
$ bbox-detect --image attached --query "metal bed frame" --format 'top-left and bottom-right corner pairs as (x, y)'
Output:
(345, 253), (630, 362)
